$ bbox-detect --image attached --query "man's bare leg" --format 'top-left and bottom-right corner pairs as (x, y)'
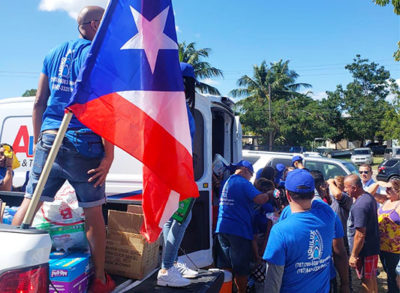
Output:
(84, 205), (106, 282)
(235, 275), (248, 293)
(12, 198), (43, 226)
(361, 277), (377, 293)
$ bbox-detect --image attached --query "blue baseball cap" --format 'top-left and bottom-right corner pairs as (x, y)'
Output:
(275, 163), (285, 173)
(285, 169), (315, 194)
(232, 160), (254, 174)
(291, 155), (303, 167)
(180, 62), (197, 80)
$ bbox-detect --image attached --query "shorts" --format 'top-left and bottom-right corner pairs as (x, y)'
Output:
(355, 254), (378, 280)
(25, 132), (105, 208)
(216, 233), (252, 276)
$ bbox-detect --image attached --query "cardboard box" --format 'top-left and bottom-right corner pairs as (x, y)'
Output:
(127, 205), (143, 214)
(107, 210), (143, 234)
(49, 252), (92, 293)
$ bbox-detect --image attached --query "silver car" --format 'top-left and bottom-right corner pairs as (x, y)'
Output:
(242, 150), (359, 182)
(351, 148), (373, 165)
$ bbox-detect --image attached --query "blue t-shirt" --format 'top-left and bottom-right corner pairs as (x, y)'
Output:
(347, 193), (380, 257)
(216, 174), (261, 240)
(263, 199), (335, 293)
(0, 167), (6, 185)
(280, 198), (344, 280)
(41, 39), (92, 131)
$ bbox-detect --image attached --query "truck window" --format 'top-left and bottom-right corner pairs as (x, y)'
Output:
(193, 109), (204, 181)
(268, 158), (292, 168)
(305, 161), (346, 180)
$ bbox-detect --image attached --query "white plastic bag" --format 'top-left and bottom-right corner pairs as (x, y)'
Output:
(32, 182), (87, 251)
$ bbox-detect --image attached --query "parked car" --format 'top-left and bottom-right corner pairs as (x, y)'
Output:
(351, 148), (373, 165)
(366, 143), (386, 155)
(376, 158), (400, 182)
(242, 150), (359, 182)
(383, 147), (400, 161)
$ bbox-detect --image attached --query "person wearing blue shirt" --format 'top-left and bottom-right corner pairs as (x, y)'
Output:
(216, 160), (270, 293)
(0, 144), (13, 191)
(11, 6), (116, 293)
(263, 169), (336, 293)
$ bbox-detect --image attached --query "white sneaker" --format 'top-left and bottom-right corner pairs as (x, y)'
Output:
(157, 266), (191, 287)
(174, 262), (199, 279)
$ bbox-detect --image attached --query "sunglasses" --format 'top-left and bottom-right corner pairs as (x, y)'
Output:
(359, 171), (370, 174)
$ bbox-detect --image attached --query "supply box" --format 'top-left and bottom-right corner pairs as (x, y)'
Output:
(105, 205), (160, 279)
(49, 252), (92, 293)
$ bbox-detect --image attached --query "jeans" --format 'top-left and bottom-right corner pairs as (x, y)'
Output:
(25, 132), (105, 208)
(380, 251), (400, 293)
(161, 210), (192, 269)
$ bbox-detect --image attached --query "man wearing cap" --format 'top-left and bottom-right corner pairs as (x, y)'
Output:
(215, 160), (270, 293)
(263, 169), (336, 292)
(291, 155), (304, 169)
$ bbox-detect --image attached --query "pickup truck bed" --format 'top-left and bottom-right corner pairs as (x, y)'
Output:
(0, 191), (224, 293)
(112, 269), (224, 293)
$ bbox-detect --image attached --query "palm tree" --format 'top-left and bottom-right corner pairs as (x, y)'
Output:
(179, 42), (223, 95)
(230, 60), (311, 150)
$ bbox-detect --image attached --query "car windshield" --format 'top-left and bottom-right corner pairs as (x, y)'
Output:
(343, 162), (359, 174)
(354, 149), (370, 155)
(242, 155), (261, 165)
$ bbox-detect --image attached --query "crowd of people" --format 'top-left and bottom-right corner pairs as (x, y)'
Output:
(214, 157), (400, 293)
(1, 3), (400, 293)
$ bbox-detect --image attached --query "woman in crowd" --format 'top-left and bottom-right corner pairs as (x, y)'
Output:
(369, 179), (400, 293)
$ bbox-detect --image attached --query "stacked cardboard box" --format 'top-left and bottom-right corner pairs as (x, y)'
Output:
(105, 205), (160, 279)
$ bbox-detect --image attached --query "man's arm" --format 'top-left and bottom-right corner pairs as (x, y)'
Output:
(366, 181), (388, 203)
(33, 73), (50, 144)
(265, 262), (284, 293)
(349, 227), (366, 268)
(88, 139), (114, 187)
(327, 179), (343, 201)
(332, 237), (350, 293)
(0, 168), (13, 191)
(253, 192), (270, 205)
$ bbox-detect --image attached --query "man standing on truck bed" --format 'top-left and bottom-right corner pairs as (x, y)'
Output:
(11, 6), (115, 293)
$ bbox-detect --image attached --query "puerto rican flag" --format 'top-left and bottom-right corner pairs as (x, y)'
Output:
(67, 0), (198, 242)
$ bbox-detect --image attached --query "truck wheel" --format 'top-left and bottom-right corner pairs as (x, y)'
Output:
(389, 175), (400, 181)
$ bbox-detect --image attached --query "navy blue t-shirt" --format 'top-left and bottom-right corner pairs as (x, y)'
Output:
(347, 193), (380, 257)
(264, 199), (335, 293)
(216, 174), (261, 240)
(41, 39), (92, 131)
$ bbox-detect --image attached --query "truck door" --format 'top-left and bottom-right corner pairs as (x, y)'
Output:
(179, 95), (240, 268)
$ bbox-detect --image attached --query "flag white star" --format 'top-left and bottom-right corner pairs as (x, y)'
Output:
(121, 6), (178, 74)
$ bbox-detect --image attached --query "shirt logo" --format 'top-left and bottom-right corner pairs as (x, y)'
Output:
(307, 230), (323, 260)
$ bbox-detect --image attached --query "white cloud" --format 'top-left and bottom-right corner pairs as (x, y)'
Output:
(175, 25), (181, 33)
(39, 0), (108, 19)
(303, 91), (327, 101)
(201, 78), (220, 86)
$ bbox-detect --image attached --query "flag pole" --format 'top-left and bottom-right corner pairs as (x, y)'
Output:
(20, 111), (73, 229)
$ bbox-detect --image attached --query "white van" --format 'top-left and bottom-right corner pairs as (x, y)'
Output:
(0, 93), (242, 282)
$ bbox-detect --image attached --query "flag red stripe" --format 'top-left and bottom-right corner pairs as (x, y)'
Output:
(68, 92), (198, 200)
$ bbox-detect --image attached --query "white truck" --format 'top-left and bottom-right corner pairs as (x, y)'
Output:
(0, 93), (242, 292)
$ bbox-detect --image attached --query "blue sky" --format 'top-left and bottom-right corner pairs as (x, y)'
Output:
(0, 0), (399, 100)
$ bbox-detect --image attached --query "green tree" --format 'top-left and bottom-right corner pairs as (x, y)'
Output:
(377, 80), (400, 139)
(178, 42), (223, 95)
(22, 89), (37, 97)
(341, 55), (393, 144)
(372, 0), (400, 60)
(231, 60), (312, 149)
(320, 85), (350, 144)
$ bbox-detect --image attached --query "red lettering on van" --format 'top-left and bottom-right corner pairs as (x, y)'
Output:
(13, 126), (34, 158)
